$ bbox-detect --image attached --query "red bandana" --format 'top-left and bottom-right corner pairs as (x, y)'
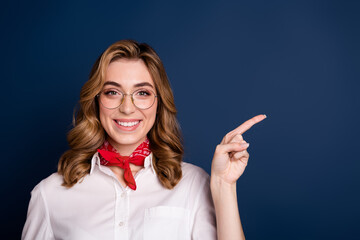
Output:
(97, 138), (151, 190)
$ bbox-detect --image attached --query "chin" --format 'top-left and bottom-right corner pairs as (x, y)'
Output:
(110, 133), (146, 146)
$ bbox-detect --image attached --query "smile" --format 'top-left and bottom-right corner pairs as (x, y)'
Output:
(116, 120), (140, 127)
(113, 119), (142, 132)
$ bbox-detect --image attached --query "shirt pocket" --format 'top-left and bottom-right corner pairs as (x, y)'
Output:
(143, 206), (190, 240)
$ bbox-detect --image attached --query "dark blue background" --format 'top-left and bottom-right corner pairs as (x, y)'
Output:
(2, 0), (359, 239)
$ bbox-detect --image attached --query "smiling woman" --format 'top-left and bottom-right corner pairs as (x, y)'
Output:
(22, 39), (266, 240)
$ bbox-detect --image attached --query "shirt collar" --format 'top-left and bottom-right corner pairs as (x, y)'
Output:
(90, 152), (156, 175)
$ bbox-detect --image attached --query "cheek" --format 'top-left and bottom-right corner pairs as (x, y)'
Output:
(145, 105), (158, 128)
(99, 107), (112, 128)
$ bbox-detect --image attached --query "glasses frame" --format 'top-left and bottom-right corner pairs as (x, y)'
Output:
(97, 88), (158, 110)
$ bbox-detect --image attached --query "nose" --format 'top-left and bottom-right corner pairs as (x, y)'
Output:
(119, 94), (136, 114)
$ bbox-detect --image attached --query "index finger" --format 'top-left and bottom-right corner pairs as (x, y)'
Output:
(226, 114), (267, 142)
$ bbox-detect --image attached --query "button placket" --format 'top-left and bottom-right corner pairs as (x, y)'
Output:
(117, 187), (129, 238)
(113, 181), (129, 239)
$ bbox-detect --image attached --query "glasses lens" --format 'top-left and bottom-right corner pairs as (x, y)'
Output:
(99, 90), (123, 109)
(132, 89), (156, 109)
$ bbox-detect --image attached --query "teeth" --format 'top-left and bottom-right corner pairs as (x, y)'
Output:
(117, 121), (140, 127)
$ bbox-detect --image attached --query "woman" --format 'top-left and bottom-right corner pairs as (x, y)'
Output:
(22, 40), (266, 240)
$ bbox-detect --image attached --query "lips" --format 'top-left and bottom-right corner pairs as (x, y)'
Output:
(113, 119), (141, 131)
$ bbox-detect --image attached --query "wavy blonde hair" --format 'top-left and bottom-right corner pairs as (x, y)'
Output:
(58, 40), (183, 189)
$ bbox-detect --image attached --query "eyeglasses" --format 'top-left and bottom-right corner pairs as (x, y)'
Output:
(97, 88), (157, 110)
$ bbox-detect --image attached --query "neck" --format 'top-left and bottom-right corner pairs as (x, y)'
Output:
(107, 137), (146, 156)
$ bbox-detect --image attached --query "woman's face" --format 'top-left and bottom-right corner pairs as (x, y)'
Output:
(99, 58), (157, 155)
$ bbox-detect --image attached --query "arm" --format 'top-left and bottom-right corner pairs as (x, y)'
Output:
(210, 114), (266, 240)
(211, 176), (244, 240)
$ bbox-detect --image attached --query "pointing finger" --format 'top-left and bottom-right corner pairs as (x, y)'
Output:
(224, 114), (266, 144)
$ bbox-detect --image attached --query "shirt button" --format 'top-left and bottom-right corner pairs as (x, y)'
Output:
(120, 192), (126, 198)
(119, 222), (124, 227)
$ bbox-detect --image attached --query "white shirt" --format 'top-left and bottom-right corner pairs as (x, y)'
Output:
(22, 153), (216, 240)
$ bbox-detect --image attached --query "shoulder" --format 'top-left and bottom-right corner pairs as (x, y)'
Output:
(39, 172), (64, 189)
(41, 172), (64, 186)
(179, 162), (210, 188)
(30, 173), (64, 197)
(181, 162), (209, 178)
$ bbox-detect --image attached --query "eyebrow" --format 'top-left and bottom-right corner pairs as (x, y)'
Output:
(103, 81), (154, 89)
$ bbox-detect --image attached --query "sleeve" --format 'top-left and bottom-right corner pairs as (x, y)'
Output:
(191, 174), (217, 240)
(21, 181), (55, 240)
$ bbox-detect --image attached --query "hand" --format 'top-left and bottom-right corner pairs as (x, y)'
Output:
(211, 114), (266, 184)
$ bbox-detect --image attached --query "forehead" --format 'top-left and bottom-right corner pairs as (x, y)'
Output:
(105, 58), (154, 88)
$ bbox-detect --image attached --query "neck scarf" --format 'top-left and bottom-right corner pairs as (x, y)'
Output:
(97, 138), (151, 190)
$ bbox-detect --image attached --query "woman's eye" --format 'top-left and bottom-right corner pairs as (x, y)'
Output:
(104, 90), (119, 96)
(136, 90), (151, 96)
